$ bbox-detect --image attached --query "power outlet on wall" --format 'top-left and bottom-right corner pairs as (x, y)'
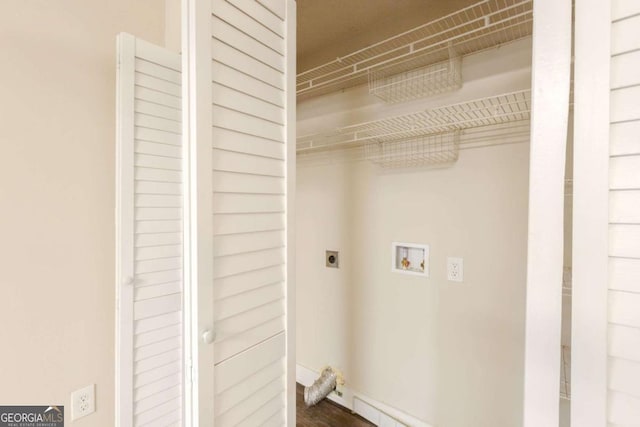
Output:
(71, 384), (95, 420)
(447, 257), (464, 282)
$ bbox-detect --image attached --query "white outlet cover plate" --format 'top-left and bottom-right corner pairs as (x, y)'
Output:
(447, 257), (464, 282)
(71, 384), (95, 420)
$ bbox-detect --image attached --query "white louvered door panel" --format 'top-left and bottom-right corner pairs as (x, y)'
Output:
(117, 33), (184, 427)
(608, 2), (640, 423)
(189, 0), (296, 425)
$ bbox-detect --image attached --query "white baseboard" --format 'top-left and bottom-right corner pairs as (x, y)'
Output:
(296, 364), (434, 427)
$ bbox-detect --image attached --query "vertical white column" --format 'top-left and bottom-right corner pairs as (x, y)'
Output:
(572, 0), (610, 425)
(523, 0), (573, 425)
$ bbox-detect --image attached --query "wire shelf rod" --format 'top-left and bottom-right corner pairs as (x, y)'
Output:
(297, 121), (531, 153)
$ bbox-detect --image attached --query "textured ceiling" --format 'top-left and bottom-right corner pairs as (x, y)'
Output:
(297, 0), (479, 73)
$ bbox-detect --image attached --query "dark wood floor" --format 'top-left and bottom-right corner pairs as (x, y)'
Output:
(296, 383), (374, 427)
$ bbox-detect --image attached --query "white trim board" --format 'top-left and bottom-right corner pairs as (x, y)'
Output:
(285, 0), (298, 424)
(522, 0), (572, 425)
(571, 0), (610, 425)
(183, 0), (214, 423)
(115, 32), (135, 427)
(296, 365), (433, 427)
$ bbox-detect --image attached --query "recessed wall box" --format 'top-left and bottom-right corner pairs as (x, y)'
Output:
(326, 250), (339, 268)
(392, 242), (429, 277)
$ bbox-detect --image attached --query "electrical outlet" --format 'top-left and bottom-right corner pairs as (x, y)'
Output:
(447, 257), (464, 282)
(71, 384), (95, 420)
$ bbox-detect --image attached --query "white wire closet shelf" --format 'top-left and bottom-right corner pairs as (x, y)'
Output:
(298, 89), (531, 168)
(297, 0), (533, 101)
(298, 89), (531, 151)
(297, 121), (531, 167)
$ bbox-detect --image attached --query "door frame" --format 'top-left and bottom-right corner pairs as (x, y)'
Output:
(571, 0), (610, 425)
(115, 32), (136, 427)
(522, 0), (573, 425)
(181, 0), (214, 424)
(285, 1), (297, 423)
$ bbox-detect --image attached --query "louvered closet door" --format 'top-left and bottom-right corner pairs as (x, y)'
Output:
(116, 33), (184, 427)
(203, 0), (295, 425)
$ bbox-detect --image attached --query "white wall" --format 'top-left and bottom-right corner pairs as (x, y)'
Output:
(0, 2), (164, 424)
(296, 39), (531, 426)
(165, 0), (181, 53)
